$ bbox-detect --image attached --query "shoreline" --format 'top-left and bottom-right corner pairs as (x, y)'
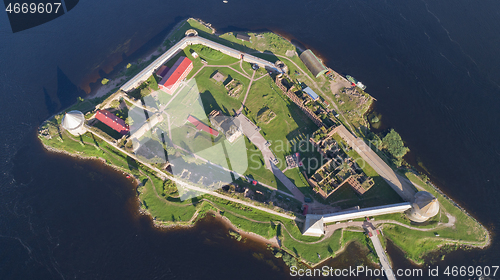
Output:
(40, 141), (494, 268)
(88, 18), (189, 100)
(40, 138), (280, 246)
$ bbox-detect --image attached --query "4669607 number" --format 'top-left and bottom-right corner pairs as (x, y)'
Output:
(443, 266), (499, 277)
(6, 3), (62, 14)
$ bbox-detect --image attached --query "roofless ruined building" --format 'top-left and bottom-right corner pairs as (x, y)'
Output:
(299, 49), (327, 78)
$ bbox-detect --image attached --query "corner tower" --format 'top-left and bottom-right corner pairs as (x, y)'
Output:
(406, 191), (439, 223)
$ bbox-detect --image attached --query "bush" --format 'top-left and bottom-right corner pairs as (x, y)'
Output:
(382, 129), (409, 159)
(101, 78), (109, 85)
(110, 99), (120, 108)
(282, 252), (297, 267)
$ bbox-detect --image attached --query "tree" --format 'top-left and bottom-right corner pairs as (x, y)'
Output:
(125, 117), (134, 126)
(382, 129), (409, 159)
(110, 99), (120, 108)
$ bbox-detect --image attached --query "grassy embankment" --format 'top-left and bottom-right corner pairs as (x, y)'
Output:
(374, 171), (489, 264)
(39, 112), (377, 266)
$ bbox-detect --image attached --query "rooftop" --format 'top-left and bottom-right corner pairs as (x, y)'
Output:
(236, 33), (251, 41)
(299, 49), (327, 78)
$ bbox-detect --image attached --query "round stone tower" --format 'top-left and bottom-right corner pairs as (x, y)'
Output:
(406, 191), (439, 223)
(61, 110), (86, 136)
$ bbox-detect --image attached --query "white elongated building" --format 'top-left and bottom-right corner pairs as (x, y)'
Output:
(303, 202), (412, 236)
(61, 110), (86, 136)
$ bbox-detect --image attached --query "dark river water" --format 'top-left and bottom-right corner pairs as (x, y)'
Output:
(1, 0), (500, 279)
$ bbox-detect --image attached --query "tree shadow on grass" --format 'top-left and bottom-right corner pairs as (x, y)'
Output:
(199, 90), (231, 116)
(126, 155), (138, 170)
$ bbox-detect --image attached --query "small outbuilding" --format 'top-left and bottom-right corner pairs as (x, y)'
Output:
(303, 87), (319, 101)
(299, 49), (327, 78)
(95, 109), (129, 134)
(236, 33), (251, 42)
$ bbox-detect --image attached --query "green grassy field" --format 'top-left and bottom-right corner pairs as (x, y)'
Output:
(194, 66), (248, 115)
(244, 137), (291, 194)
(282, 229), (343, 264)
(243, 76), (320, 169)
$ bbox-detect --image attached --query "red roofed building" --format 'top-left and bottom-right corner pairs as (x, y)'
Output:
(95, 109), (129, 134)
(187, 115), (219, 137)
(159, 57), (193, 95)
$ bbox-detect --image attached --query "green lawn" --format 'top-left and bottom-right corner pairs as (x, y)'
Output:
(195, 66), (249, 116)
(191, 44), (240, 66)
(282, 229), (342, 264)
(243, 76), (319, 168)
(245, 137), (290, 194)
(284, 168), (312, 198)
(139, 177), (198, 222)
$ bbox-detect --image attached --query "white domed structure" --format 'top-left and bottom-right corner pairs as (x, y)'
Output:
(406, 191), (439, 223)
(61, 110), (86, 135)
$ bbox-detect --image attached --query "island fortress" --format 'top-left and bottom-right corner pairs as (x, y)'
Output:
(68, 29), (436, 237)
(122, 29), (436, 241)
(41, 18), (488, 273)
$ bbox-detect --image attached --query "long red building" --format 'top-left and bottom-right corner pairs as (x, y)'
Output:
(187, 115), (219, 137)
(159, 56), (193, 95)
(95, 109), (129, 134)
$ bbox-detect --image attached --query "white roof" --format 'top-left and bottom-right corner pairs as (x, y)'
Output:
(302, 202), (412, 237)
(321, 202), (412, 224)
(62, 110), (85, 130)
(303, 216), (324, 237)
(413, 191), (439, 218)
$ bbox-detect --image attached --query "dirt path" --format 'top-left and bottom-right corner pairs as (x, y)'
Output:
(237, 70), (256, 114)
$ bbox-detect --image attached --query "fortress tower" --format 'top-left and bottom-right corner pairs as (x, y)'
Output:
(406, 191), (440, 223)
(61, 110), (86, 136)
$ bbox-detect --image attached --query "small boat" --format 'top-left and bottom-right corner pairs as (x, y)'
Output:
(346, 75), (366, 90)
